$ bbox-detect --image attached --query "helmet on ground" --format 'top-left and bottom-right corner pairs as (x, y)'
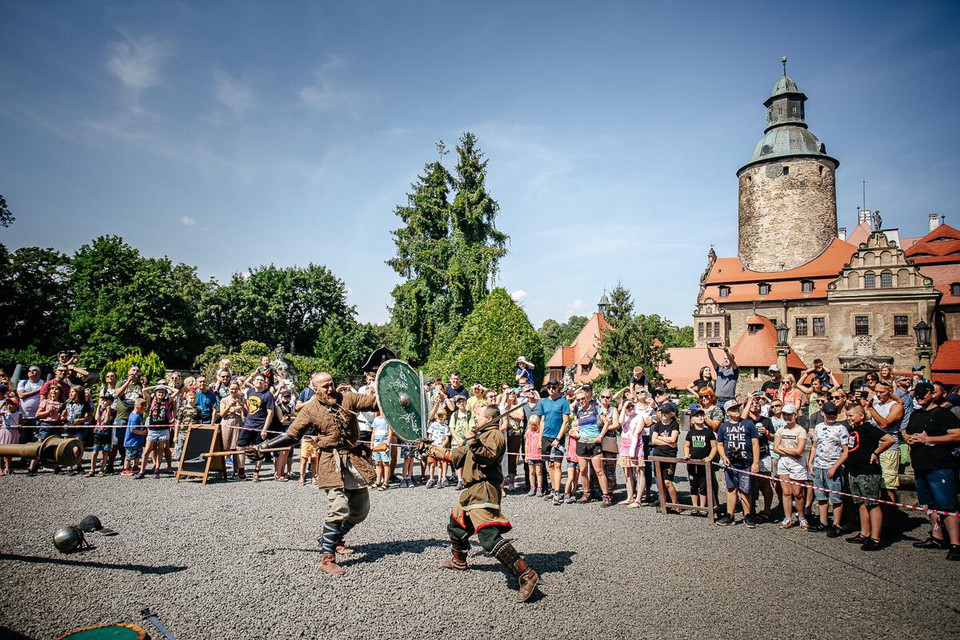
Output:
(53, 526), (85, 553)
(77, 515), (102, 532)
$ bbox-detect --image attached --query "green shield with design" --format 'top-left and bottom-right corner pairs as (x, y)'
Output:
(375, 359), (425, 442)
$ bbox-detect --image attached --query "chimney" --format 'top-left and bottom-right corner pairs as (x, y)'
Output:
(838, 226), (847, 241)
(929, 213), (941, 232)
(859, 208), (870, 225)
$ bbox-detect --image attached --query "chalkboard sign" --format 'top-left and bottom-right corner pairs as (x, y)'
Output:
(175, 425), (227, 485)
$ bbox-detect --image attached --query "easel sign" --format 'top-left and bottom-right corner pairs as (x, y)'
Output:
(175, 424), (227, 485)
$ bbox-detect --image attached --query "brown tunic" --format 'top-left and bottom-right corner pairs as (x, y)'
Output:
(286, 391), (379, 489)
(428, 422), (512, 533)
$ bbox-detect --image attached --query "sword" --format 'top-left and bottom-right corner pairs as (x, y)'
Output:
(141, 608), (177, 640)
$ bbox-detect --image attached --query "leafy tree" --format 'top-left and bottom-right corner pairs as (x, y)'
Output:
(314, 320), (379, 380)
(388, 134), (508, 365)
(193, 341), (329, 387)
(537, 315), (589, 360)
(101, 350), (166, 388)
(594, 283), (670, 391)
(0, 246), (72, 355)
(203, 264), (353, 355)
(0, 194), (13, 228)
(428, 288), (543, 386)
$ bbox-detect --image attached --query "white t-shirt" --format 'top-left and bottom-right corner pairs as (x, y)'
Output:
(357, 384), (376, 432)
(813, 422), (850, 469)
(17, 379), (43, 418)
(429, 421), (449, 447)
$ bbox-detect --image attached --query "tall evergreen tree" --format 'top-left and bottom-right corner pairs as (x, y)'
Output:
(594, 282), (670, 390)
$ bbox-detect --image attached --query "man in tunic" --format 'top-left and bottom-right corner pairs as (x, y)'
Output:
(248, 372), (378, 575)
(420, 403), (540, 602)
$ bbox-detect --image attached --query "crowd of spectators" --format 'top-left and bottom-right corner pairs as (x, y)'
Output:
(1, 350), (958, 562)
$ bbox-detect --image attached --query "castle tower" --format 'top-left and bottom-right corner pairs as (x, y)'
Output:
(737, 59), (839, 272)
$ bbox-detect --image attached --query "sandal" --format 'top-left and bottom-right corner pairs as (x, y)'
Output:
(625, 502), (641, 509)
(298, 478), (306, 486)
(253, 472), (260, 482)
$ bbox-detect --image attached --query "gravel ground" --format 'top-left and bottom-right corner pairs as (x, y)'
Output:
(1, 460), (958, 640)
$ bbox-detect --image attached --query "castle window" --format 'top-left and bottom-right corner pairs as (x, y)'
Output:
(894, 315), (909, 337)
(952, 282), (960, 297)
(714, 321), (721, 338)
(705, 322), (714, 338)
(778, 107), (783, 115)
(801, 280), (813, 294)
(758, 282), (770, 296)
(747, 322), (762, 335)
(795, 317), (808, 336)
(864, 273), (876, 288)
(698, 322), (704, 339)
(718, 285), (730, 299)
(783, 166), (789, 176)
(881, 271), (893, 288)
(855, 315), (870, 336)
(813, 317), (826, 337)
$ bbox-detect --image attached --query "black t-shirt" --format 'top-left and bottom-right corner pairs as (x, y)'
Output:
(685, 426), (716, 460)
(847, 422), (886, 475)
(244, 390), (276, 430)
(652, 419), (679, 457)
(445, 385), (469, 401)
(752, 416), (773, 458)
(904, 406), (960, 471)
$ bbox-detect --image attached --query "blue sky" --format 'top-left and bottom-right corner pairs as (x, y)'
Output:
(2, 1), (958, 328)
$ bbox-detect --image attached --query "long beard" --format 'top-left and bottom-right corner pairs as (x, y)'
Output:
(314, 389), (341, 407)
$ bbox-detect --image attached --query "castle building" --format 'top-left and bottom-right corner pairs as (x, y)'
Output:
(660, 61), (960, 391)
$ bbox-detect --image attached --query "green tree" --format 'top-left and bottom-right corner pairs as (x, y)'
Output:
(0, 194), (13, 228)
(594, 283), (670, 391)
(537, 315), (589, 360)
(314, 320), (380, 379)
(428, 288), (543, 386)
(4, 247), (73, 354)
(101, 350), (166, 388)
(388, 134), (508, 366)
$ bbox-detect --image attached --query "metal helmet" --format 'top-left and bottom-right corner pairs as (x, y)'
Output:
(53, 526), (85, 553)
(77, 515), (102, 532)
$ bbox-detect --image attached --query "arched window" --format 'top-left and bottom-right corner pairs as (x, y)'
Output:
(864, 272), (876, 288)
(801, 280), (814, 294)
(880, 271), (893, 288)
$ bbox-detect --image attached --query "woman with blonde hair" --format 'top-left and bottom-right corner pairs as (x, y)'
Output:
(778, 374), (803, 409)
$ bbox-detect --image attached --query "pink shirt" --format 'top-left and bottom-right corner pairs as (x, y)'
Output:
(525, 430), (542, 461)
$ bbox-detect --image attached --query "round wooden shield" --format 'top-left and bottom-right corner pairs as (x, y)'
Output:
(56, 623), (149, 640)
(375, 359), (425, 442)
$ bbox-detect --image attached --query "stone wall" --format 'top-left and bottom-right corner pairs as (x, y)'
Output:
(738, 158), (837, 272)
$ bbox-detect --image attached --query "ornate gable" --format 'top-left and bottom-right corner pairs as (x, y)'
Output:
(828, 231), (936, 298)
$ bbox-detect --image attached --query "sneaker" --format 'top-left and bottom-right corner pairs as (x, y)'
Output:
(535, 489), (543, 497)
(846, 533), (870, 544)
(456, 481), (464, 490)
(506, 480), (515, 492)
(947, 545), (960, 561)
(807, 521), (826, 533)
(134, 472), (144, 479)
(153, 472), (161, 479)
(97, 470), (105, 477)
(564, 494), (575, 504)
(84, 470), (95, 477)
(780, 518), (796, 530)
(799, 519), (810, 530)
(552, 492), (563, 506)
(121, 469), (134, 476)
(425, 479), (435, 489)
(526, 488), (536, 497)
(913, 536), (947, 550)
(860, 539), (883, 551)
(716, 515), (735, 526)
(825, 525), (844, 538)
(543, 491), (555, 501)
(439, 478), (448, 489)
(744, 515), (757, 529)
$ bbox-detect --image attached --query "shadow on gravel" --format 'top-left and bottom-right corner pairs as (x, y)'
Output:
(0, 553), (187, 575)
(259, 538), (448, 565)
(0, 626), (35, 640)
(469, 550), (575, 576)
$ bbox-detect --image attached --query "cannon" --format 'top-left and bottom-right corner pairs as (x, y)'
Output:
(0, 435), (84, 468)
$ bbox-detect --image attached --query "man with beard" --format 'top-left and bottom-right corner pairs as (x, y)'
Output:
(248, 372), (379, 575)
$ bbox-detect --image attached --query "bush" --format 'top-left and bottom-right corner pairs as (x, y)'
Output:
(101, 350), (166, 387)
(194, 343), (330, 388)
(427, 288), (544, 387)
(0, 346), (51, 377)
(239, 340), (271, 357)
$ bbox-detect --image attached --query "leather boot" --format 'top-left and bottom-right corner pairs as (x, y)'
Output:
(336, 543), (355, 555)
(440, 549), (469, 570)
(318, 553), (345, 575)
(514, 558), (539, 603)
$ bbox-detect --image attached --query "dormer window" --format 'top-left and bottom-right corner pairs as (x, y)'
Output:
(758, 282), (770, 296)
(747, 322), (763, 335)
(718, 285), (730, 299)
(952, 282), (960, 297)
(801, 280), (813, 294)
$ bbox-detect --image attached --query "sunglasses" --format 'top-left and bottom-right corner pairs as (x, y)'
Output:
(600, 395), (612, 399)
(831, 395), (843, 399)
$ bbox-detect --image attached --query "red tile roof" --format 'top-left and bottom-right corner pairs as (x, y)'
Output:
(546, 313), (610, 384)
(658, 347), (713, 391)
(932, 341), (960, 387)
(904, 224), (960, 265)
(702, 238), (856, 286)
(918, 264), (960, 305)
(846, 221), (874, 247)
(730, 315), (806, 369)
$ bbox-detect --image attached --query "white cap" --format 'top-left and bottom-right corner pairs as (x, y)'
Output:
(781, 404), (798, 414)
(723, 399), (741, 411)
(768, 364), (780, 372)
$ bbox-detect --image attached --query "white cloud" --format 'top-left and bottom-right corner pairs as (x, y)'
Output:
(106, 31), (171, 91)
(213, 69), (254, 115)
(511, 289), (527, 301)
(564, 299), (586, 319)
(299, 55), (369, 115)
(181, 215), (196, 227)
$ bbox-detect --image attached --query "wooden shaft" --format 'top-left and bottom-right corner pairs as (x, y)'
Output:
(202, 446), (293, 457)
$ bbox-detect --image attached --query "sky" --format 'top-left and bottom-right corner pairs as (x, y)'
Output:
(2, 1), (959, 329)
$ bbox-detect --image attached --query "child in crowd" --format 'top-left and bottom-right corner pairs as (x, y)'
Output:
(426, 411), (450, 488)
(299, 436), (318, 486)
(0, 394), (22, 475)
(808, 401), (850, 535)
(773, 404), (809, 529)
(618, 401), (643, 506)
(683, 405), (717, 514)
(448, 395), (474, 490)
(716, 399), (761, 527)
(370, 411), (393, 490)
(173, 389), (200, 463)
(123, 399), (147, 476)
(844, 404), (895, 550)
(88, 397), (116, 477)
(525, 415), (543, 496)
(138, 384), (173, 479)
(31, 384), (64, 474)
(398, 440), (417, 488)
(564, 417), (580, 504)
(62, 385), (91, 475)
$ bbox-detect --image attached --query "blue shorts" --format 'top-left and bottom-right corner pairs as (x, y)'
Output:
(398, 445), (416, 459)
(125, 445), (143, 462)
(147, 429), (169, 443)
(373, 450), (390, 463)
(112, 417), (129, 446)
(813, 466), (845, 504)
(92, 431), (112, 452)
(36, 425), (60, 440)
(724, 465), (753, 494)
(914, 468), (959, 512)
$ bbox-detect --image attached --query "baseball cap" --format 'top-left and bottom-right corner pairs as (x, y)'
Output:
(455, 395), (466, 403)
(820, 401), (839, 415)
(522, 384), (535, 392)
(911, 365), (925, 372)
(653, 387), (668, 396)
(914, 382), (934, 397)
(768, 364), (780, 372)
(723, 399), (741, 412)
(689, 404), (704, 415)
(781, 404), (798, 415)
(660, 401), (678, 414)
